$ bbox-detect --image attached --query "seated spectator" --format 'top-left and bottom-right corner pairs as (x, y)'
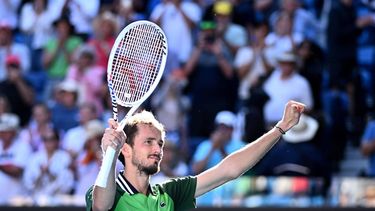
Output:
(0, 20), (30, 81)
(191, 110), (245, 206)
(72, 120), (104, 196)
(50, 80), (80, 134)
(19, 103), (54, 152)
(0, 113), (32, 204)
(23, 128), (74, 203)
(263, 51), (313, 128)
(66, 44), (105, 113)
(0, 55), (34, 126)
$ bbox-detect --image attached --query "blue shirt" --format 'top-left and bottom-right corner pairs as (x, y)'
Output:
(361, 120), (375, 176)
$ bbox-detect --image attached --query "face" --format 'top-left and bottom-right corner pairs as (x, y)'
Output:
(279, 62), (295, 75)
(33, 104), (50, 124)
(128, 123), (164, 175)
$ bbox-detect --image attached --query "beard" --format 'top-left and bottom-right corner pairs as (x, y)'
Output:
(132, 154), (160, 175)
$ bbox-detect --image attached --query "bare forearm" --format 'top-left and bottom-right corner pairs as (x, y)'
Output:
(216, 54), (233, 78)
(361, 140), (375, 156)
(92, 160), (117, 211)
(183, 48), (201, 76)
(15, 80), (34, 105)
(219, 127), (282, 179)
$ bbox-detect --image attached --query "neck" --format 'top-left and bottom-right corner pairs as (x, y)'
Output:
(123, 166), (151, 195)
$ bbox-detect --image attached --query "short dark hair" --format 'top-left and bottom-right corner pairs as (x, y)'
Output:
(118, 110), (165, 165)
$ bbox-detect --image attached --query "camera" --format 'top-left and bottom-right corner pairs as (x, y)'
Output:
(204, 34), (216, 44)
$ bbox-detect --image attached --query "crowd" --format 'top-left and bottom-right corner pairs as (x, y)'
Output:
(0, 0), (375, 207)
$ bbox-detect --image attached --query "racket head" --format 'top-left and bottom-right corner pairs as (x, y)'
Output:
(107, 20), (168, 108)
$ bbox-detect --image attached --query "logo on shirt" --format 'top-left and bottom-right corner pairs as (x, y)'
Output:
(160, 202), (166, 208)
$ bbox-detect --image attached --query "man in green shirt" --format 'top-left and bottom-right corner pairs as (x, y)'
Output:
(86, 100), (305, 210)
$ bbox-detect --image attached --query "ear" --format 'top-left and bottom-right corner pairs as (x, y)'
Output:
(122, 143), (132, 158)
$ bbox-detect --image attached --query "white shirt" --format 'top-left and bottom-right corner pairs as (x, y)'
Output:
(234, 46), (273, 100)
(265, 32), (303, 66)
(263, 69), (313, 124)
(62, 125), (87, 155)
(151, 2), (201, 63)
(19, 3), (54, 49)
(23, 148), (73, 196)
(0, 137), (32, 204)
(0, 0), (21, 29)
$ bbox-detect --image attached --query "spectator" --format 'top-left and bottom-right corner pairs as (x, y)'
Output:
(42, 15), (82, 100)
(150, 0), (202, 72)
(0, 94), (10, 115)
(270, 0), (320, 43)
(207, 0), (247, 55)
(265, 11), (304, 66)
(0, 20), (31, 81)
(0, 113), (32, 204)
(191, 110), (245, 206)
(88, 11), (118, 69)
(263, 51), (313, 128)
(361, 113), (375, 177)
(183, 21), (238, 142)
(0, 54), (34, 126)
(66, 44), (105, 113)
(19, 103), (54, 152)
(23, 128), (74, 203)
(62, 102), (98, 161)
(19, 0), (54, 72)
(50, 79), (80, 133)
(72, 119), (104, 196)
(0, 0), (21, 30)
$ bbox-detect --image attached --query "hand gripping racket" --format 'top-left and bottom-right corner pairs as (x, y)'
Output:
(95, 20), (168, 188)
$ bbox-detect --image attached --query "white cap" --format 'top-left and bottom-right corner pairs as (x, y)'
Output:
(0, 113), (20, 131)
(215, 111), (236, 128)
(58, 80), (79, 93)
(85, 120), (105, 140)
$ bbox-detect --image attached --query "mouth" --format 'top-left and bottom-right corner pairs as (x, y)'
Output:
(148, 155), (161, 162)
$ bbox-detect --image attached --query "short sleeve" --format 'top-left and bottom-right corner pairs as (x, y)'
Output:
(362, 121), (375, 144)
(234, 47), (254, 68)
(162, 176), (197, 211)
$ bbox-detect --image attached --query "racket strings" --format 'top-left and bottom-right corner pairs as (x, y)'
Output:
(111, 24), (165, 104)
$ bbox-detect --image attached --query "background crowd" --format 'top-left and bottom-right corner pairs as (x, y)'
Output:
(0, 0), (375, 207)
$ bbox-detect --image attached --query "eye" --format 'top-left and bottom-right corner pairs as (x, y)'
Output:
(145, 140), (152, 145)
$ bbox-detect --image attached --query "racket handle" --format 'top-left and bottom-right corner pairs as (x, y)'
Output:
(95, 146), (116, 188)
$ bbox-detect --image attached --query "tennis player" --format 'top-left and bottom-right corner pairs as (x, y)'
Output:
(86, 100), (305, 211)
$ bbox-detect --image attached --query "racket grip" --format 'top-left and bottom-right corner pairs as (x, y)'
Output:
(95, 146), (116, 188)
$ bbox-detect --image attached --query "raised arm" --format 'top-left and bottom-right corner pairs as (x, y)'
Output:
(195, 100), (305, 197)
(92, 119), (126, 211)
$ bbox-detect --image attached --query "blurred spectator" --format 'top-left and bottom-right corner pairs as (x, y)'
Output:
(234, 20), (273, 105)
(62, 102), (98, 161)
(252, 114), (329, 177)
(150, 0), (202, 71)
(23, 128), (74, 203)
(0, 113), (32, 204)
(0, 0), (21, 29)
(0, 54), (34, 126)
(115, 0), (149, 26)
(361, 113), (375, 177)
(0, 20), (31, 81)
(151, 70), (189, 155)
(270, 0), (320, 44)
(88, 11), (118, 69)
(297, 39), (325, 112)
(0, 94), (10, 115)
(191, 110), (245, 206)
(50, 0), (100, 40)
(326, 0), (374, 146)
(50, 79), (80, 133)
(263, 51), (313, 128)
(19, 0), (54, 72)
(42, 15), (82, 100)
(66, 44), (105, 113)
(210, 0), (247, 55)
(265, 11), (304, 66)
(72, 119), (104, 196)
(183, 21), (237, 142)
(19, 103), (53, 152)
(151, 139), (189, 185)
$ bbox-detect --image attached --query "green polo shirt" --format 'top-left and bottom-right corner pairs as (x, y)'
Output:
(86, 172), (197, 211)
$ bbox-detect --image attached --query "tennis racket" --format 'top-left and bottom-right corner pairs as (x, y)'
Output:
(95, 20), (168, 188)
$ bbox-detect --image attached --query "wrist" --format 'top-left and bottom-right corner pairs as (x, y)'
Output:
(275, 121), (288, 134)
